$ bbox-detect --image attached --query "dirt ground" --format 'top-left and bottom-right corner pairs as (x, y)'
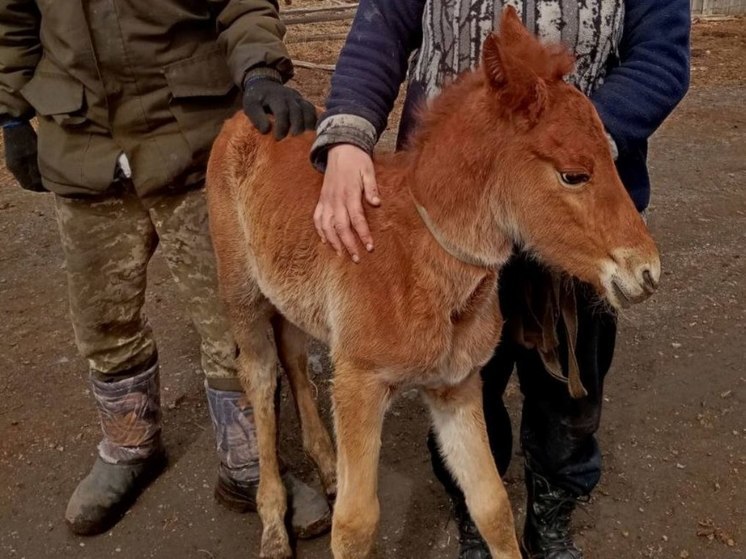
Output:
(1, 9), (745, 559)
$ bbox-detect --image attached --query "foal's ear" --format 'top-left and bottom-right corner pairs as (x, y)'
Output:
(483, 5), (535, 85)
(482, 6), (548, 124)
(482, 33), (507, 88)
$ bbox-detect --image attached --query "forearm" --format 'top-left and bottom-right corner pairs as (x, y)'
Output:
(591, 0), (690, 154)
(0, 0), (41, 124)
(311, 0), (426, 167)
(214, 0), (294, 86)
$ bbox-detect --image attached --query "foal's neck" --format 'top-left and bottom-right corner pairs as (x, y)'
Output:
(410, 194), (488, 268)
(406, 140), (513, 272)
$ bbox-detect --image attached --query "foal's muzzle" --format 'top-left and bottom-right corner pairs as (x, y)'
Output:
(602, 250), (661, 310)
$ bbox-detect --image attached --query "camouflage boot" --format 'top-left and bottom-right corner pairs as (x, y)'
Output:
(206, 383), (331, 539)
(521, 470), (584, 559)
(65, 361), (167, 536)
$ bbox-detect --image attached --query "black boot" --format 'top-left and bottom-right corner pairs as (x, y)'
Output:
(521, 470), (584, 559)
(427, 432), (492, 558)
(66, 362), (166, 535)
(453, 498), (492, 559)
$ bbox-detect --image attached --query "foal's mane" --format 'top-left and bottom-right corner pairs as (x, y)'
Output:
(408, 11), (575, 154)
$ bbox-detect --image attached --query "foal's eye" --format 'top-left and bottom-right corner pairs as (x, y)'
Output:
(560, 172), (591, 187)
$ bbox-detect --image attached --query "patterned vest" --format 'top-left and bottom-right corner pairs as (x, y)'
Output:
(411, 0), (625, 98)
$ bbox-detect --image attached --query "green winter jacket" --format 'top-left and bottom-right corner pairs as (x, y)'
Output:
(0, 0), (292, 199)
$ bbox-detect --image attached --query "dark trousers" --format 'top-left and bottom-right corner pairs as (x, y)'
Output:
(430, 255), (617, 501)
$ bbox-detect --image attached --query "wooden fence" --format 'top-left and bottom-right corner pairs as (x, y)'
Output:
(691, 0), (746, 15)
(283, 2), (746, 24)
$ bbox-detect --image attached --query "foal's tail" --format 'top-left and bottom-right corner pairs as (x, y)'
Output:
(206, 111), (263, 200)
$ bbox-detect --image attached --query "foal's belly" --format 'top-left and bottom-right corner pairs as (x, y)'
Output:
(254, 262), (332, 342)
(243, 225), (332, 343)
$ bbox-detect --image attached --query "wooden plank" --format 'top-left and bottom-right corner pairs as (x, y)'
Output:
(282, 3), (358, 16)
(692, 0), (746, 14)
(283, 12), (356, 25)
(693, 14), (738, 20)
(294, 60), (336, 71)
(287, 33), (349, 44)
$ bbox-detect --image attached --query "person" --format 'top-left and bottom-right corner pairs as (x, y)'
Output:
(310, 1), (690, 558)
(0, 0), (330, 539)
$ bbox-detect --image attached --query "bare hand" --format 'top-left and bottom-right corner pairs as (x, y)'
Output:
(314, 144), (381, 262)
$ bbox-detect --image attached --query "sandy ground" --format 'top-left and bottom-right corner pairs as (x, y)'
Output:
(0, 9), (744, 559)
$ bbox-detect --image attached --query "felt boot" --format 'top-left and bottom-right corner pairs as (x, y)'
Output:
(206, 383), (331, 539)
(66, 362), (166, 535)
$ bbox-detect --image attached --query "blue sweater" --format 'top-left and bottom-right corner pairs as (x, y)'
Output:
(314, 0), (691, 212)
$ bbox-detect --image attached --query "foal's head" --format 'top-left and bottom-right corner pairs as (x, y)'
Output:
(415, 7), (660, 309)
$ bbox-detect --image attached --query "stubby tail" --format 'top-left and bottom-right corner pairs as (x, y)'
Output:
(206, 111), (262, 198)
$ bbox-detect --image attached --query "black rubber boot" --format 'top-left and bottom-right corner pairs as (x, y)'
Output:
(206, 382), (331, 539)
(453, 498), (492, 559)
(66, 362), (165, 536)
(427, 432), (492, 558)
(521, 470), (584, 559)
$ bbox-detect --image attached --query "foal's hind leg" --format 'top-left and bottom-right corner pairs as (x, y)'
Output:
(232, 304), (290, 559)
(207, 139), (288, 557)
(423, 372), (521, 559)
(274, 318), (337, 501)
(215, 277), (289, 557)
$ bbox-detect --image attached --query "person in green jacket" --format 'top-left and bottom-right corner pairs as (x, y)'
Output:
(0, 0), (328, 538)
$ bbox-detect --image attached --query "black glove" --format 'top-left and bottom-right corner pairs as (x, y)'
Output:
(3, 121), (45, 192)
(242, 77), (317, 140)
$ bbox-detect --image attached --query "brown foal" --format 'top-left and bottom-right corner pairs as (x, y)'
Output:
(206, 7), (660, 559)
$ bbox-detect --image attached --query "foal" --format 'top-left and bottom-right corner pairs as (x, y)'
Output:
(206, 7), (660, 559)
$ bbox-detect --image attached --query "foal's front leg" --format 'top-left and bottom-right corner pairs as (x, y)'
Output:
(423, 372), (521, 559)
(331, 363), (391, 559)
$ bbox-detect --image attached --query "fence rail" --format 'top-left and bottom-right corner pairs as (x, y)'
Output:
(283, 2), (745, 21)
(282, 2), (357, 25)
(691, 0), (746, 15)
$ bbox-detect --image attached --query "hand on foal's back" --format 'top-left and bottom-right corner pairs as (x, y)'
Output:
(314, 144), (381, 262)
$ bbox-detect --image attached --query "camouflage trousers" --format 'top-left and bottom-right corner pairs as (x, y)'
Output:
(55, 183), (239, 385)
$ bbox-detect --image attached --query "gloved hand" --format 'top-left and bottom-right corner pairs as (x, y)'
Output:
(242, 77), (317, 140)
(3, 121), (45, 192)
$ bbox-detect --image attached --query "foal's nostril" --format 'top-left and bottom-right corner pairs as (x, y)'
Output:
(642, 269), (658, 293)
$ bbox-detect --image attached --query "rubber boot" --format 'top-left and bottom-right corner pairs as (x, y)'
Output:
(426, 431), (492, 558)
(65, 361), (167, 535)
(453, 498), (492, 559)
(521, 469), (584, 559)
(206, 382), (331, 539)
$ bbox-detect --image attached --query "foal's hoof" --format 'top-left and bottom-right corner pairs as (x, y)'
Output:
(323, 480), (337, 504)
(260, 524), (293, 559)
(319, 472), (337, 503)
(259, 547), (292, 559)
